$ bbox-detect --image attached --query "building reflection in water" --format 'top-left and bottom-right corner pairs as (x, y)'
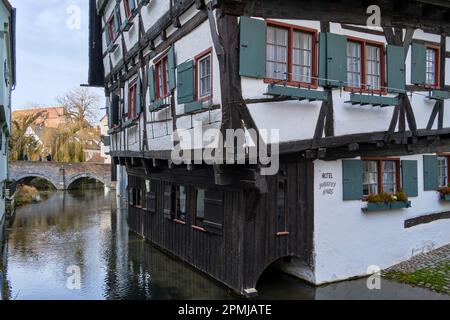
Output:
(3, 190), (449, 300)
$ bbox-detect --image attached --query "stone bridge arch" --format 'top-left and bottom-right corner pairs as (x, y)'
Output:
(12, 172), (59, 190)
(66, 173), (110, 190)
(8, 161), (115, 191)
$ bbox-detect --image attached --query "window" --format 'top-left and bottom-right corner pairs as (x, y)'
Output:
(194, 189), (206, 228)
(195, 48), (213, 100)
(365, 45), (381, 90)
(174, 186), (187, 222)
(107, 7), (120, 43)
(265, 22), (317, 86)
(129, 188), (142, 207)
(346, 38), (384, 92)
(128, 81), (137, 119)
(438, 156), (449, 188)
(198, 56), (211, 98)
(266, 26), (288, 81)
(362, 159), (400, 196)
(276, 169), (289, 235)
(347, 41), (362, 88)
(155, 56), (169, 99)
(425, 47), (439, 87)
(292, 31), (313, 83)
(124, 0), (136, 18)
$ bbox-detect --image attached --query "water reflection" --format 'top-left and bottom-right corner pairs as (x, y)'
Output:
(3, 190), (450, 300)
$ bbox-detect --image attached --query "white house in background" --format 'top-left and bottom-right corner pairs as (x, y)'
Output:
(99, 114), (111, 164)
(88, 0), (450, 297)
(0, 0), (15, 245)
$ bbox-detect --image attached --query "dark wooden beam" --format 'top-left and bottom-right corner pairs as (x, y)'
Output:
(212, 0), (450, 34)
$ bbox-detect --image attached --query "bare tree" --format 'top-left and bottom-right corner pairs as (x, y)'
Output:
(57, 87), (100, 127)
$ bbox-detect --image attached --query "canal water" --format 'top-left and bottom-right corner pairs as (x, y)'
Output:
(1, 190), (449, 300)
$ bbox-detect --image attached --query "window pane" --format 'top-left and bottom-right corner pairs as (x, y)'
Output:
(347, 42), (362, 88)
(199, 55), (211, 97)
(266, 26), (288, 80)
(382, 161), (397, 193)
(363, 160), (378, 195)
(196, 189), (205, 220)
(292, 31), (313, 83)
(438, 157), (448, 187)
(158, 63), (164, 97)
(426, 48), (436, 86)
(365, 45), (381, 90)
(176, 186), (187, 221)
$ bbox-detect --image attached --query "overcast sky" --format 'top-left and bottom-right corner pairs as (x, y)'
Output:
(10, 0), (104, 113)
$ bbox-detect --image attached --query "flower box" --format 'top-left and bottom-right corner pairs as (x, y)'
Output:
(363, 201), (411, 212)
(440, 194), (450, 201)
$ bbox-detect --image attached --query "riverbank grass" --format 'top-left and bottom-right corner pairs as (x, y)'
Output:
(384, 261), (450, 294)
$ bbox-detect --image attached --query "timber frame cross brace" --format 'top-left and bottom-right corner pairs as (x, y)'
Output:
(383, 27), (418, 144)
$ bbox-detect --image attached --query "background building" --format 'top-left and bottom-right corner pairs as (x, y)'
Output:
(0, 0), (15, 249)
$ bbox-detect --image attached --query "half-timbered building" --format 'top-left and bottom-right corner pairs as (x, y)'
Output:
(88, 0), (450, 297)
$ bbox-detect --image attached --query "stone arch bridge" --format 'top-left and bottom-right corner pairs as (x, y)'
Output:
(9, 161), (115, 190)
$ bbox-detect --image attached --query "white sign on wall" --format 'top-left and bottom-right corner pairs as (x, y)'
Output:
(319, 171), (337, 196)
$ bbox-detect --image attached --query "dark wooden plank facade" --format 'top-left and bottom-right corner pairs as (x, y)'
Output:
(125, 159), (314, 296)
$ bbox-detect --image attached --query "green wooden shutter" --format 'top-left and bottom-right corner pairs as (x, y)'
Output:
(136, 75), (142, 114)
(318, 33), (328, 87)
(167, 46), (176, 91)
(327, 33), (347, 87)
(239, 16), (266, 78)
(423, 155), (438, 191)
(401, 160), (418, 197)
(342, 160), (363, 201)
(105, 29), (111, 47)
(177, 60), (195, 104)
(387, 45), (405, 93)
(163, 184), (173, 220)
(411, 43), (426, 85)
(111, 94), (120, 126)
(148, 65), (156, 103)
(203, 189), (224, 236)
(108, 99), (113, 128)
(113, 6), (121, 33)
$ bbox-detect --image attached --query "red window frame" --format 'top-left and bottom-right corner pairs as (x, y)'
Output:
(124, 0), (135, 19)
(107, 14), (118, 43)
(425, 45), (441, 89)
(437, 154), (450, 188)
(345, 37), (386, 95)
(264, 20), (318, 89)
(195, 48), (213, 101)
(128, 81), (137, 119)
(362, 157), (401, 197)
(154, 55), (169, 100)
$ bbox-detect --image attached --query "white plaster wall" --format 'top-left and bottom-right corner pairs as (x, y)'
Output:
(122, 14), (140, 51)
(313, 155), (450, 285)
(141, 0), (170, 32)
